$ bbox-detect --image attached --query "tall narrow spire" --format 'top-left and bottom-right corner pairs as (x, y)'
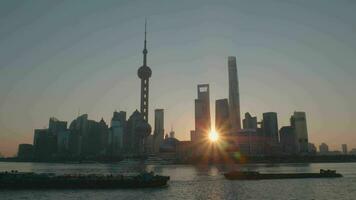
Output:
(138, 19), (152, 122)
(143, 19), (148, 66)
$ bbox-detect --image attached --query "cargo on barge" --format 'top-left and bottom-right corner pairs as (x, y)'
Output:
(224, 169), (342, 180)
(0, 171), (170, 189)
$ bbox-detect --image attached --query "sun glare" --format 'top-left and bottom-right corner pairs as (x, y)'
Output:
(209, 130), (219, 142)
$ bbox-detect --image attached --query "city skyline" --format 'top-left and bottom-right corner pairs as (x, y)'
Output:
(1, 0), (356, 156)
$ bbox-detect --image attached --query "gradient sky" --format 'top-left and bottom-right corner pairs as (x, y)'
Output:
(1, 0), (356, 157)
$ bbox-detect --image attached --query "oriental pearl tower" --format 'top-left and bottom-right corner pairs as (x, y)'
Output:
(137, 20), (152, 122)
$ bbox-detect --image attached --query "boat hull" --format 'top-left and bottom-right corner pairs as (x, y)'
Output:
(0, 173), (170, 189)
(224, 172), (342, 180)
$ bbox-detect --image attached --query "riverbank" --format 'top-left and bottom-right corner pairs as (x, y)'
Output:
(1, 155), (356, 165)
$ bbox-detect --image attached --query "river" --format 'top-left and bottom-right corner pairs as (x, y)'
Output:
(1, 162), (355, 199)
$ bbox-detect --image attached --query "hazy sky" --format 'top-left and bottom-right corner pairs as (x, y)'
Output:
(1, 0), (356, 156)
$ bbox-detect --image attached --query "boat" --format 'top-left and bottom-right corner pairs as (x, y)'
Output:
(0, 171), (170, 189)
(224, 169), (342, 180)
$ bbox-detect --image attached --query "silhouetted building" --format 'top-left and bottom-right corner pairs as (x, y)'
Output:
(137, 21), (152, 122)
(308, 143), (317, 155)
(33, 129), (56, 160)
(319, 143), (329, 155)
(237, 129), (265, 156)
(176, 141), (193, 160)
(228, 56), (242, 133)
(350, 148), (356, 155)
(17, 144), (34, 159)
(125, 110), (151, 155)
(190, 130), (197, 142)
(108, 111), (126, 156)
(169, 128), (175, 139)
(215, 99), (230, 137)
(279, 126), (297, 155)
(69, 114), (109, 157)
(153, 109), (164, 153)
(49, 117), (67, 135)
(160, 135), (179, 153)
(57, 130), (70, 155)
(342, 144), (348, 154)
(243, 112), (257, 130)
(263, 112), (279, 143)
(291, 111), (309, 154)
(195, 84), (211, 141)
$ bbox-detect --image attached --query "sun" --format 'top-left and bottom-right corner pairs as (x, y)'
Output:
(209, 130), (219, 142)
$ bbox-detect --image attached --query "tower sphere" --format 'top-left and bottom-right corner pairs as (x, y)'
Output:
(138, 65), (152, 79)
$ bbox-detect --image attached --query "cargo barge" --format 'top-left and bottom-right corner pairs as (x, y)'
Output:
(224, 169), (342, 180)
(0, 171), (170, 189)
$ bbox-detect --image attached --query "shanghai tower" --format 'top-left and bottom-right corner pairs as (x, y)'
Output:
(137, 20), (152, 122)
(228, 56), (241, 133)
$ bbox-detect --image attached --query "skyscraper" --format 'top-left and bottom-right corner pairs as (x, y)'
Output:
(109, 111), (126, 156)
(153, 109), (164, 153)
(137, 20), (152, 122)
(215, 98), (230, 136)
(279, 126), (297, 155)
(243, 112), (258, 130)
(291, 111), (309, 154)
(125, 110), (151, 155)
(228, 56), (241, 133)
(195, 84), (211, 140)
(263, 112), (279, 144)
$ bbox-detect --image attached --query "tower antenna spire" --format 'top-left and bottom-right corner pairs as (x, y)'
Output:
(143, 18), (148, 66)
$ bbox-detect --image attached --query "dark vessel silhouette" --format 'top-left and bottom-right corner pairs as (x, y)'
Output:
(0, 171), (170, 189)
(224, 169), (342, 180)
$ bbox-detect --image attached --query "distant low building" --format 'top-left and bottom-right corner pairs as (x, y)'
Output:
(308, 143), (317, 155)
(33, 129), (56, 160)
(17, 144), (34, 159)
(319, 143), (329, 155)
(349, 148), (356, 155)
(342, 144), (348, 154)
(160, 136), (179, 153)
(176, 141), (193, 160)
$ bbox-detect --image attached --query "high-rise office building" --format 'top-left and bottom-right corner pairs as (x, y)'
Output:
(342, 144), (348, 154)
(137, 20), (152, 122)
(228, 56), (242, 133)
(109, 111), (126, 156)
(33, 129), (56, 159)
(262, 112), (279, 144)
(279, 126), (297, 154)
(243, 112), (258, 130)
(215, 99), (230, 136)
(69, 114), (109, 157)
(153, 109), (164, 153)
(291, 111), (309, 153)
(195, 84), (211, 141)
(48, 117), (67, 135)
(125, 110), (151, 155)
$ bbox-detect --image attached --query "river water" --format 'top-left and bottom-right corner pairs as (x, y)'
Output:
(0, 161), (355, 200)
